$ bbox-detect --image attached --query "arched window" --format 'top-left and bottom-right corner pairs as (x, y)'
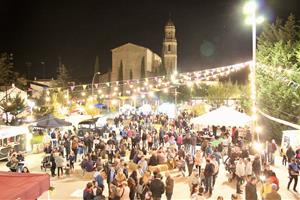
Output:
(168, 45), (171, 52)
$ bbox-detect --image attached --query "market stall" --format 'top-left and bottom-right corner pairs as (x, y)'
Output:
(138, 104), (152, 115)
(0, 171), (50, 200)
(0, 126), (31, 160)
(281, 130), (300, 150)
(191, 106), (251, 129)
(157, 103), (176, 118)
(36, 114), (72, 128)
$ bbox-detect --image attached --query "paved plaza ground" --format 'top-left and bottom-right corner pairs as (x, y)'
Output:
(1, 153), (299, 200)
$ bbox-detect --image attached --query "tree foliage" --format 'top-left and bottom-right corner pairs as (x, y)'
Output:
(33, 91), (54, 117)
(118, 60), (124, 95)
(158, 63), (166, 76)
(0, 53), (14, 86)
(56, 64), (71, 87)
(141, 57), (146, 79)
(129, 69), (133, 80)
(0, 94), (26, 124)
(206, 82), (240, 107)
(256, 14), (300, 141)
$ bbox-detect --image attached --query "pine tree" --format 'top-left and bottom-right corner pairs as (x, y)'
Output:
(57, 64), (71, 87)
(158, 63), (166, 76)
(256, 14), (300, 141)
(129, 69), (133, 80)
(118, 60), (124, 82)
(141, 57), (146, 79)
(0, 53), (14, 86)
(118, 60), (124, 95)
(94, 56), (100, 73)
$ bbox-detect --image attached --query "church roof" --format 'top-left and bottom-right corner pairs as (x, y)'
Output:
(111, 42), (147, 52)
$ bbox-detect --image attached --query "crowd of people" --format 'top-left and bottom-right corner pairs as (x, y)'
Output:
(6, 110), (300, 200)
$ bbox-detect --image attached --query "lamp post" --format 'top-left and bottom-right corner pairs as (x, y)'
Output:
(243, 0), (264, 142)
(91, 72), (100, 117)
(91, 72), (101, 101)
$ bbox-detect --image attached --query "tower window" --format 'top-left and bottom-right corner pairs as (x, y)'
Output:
(168, 45), (171, 52)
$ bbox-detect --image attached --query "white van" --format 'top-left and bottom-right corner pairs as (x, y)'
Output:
(281, 130), (300, 150)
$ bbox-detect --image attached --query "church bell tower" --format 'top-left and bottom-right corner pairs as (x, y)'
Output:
(163, 18), (177, 75)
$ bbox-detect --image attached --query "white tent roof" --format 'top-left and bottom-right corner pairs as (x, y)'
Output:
(119, 104), (135, 114)
(138, 104), (152, 115)
(191, 106), (251, 127)
(157, 103), (176, 118)
(0, 126), (29, 139)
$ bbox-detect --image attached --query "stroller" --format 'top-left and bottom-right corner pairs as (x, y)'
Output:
(41, 154), (52, 171)
(224, 158), (237, 182)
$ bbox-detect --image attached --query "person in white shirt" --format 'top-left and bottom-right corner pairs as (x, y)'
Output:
(235, 158), (245, 194)
(245, 158), (252, 176)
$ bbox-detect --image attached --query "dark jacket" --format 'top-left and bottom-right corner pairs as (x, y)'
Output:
(83, 188), (94, 200)
(245, 182), (258, 200)
(148, 155), (158, 166)
(150, 178), (165, 198)
(204, 163), (214, 177)
(165, 176), (174, 194)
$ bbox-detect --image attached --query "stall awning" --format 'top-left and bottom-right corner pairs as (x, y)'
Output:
(0, 171), (50, 200)
(36, 114), (72, 128)
(191, 106), (252, 127)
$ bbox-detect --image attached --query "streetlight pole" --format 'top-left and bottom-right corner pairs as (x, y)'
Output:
(243, 0), (264, 143)
(92, 72), (101, 101)
(91, 72), (100, 118)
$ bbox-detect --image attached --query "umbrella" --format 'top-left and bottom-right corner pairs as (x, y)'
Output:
(36, 114), (72, 128)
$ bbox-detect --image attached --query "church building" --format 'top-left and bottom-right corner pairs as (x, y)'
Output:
(100, 19), (177, 83)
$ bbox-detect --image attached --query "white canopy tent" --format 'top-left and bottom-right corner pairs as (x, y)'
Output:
(191, 106), (252, 127)
(119, 104), (136, 114)
(138, 104), (152, 115)
(157, 103), (176, 118)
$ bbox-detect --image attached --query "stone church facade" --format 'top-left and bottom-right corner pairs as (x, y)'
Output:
(110, 43), (161, 82)
(100, 19), (177, 83)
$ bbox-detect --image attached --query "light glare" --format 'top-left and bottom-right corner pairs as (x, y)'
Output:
(243, 1), (257, 15)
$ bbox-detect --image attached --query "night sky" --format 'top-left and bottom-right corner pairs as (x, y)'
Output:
(1, 0), (299, 82)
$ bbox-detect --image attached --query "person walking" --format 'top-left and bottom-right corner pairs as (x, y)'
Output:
(204, 158), (214, 196)
(185, 153), (195, 176)
(235, 158), (245, 194)
(252, 155), (261, 178)
(281, 145), (287, 166)
(50, 153), (56, 177)
(286, 146), (295, 163)
(165, 172), (174, 200)
(245, 176), (258, 200)
(55, 153), (64, 178)
(150, 173), (165, 200)
(287, 158), (299, 192)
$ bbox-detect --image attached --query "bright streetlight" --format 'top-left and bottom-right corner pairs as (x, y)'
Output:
(243, 0), (264, 142)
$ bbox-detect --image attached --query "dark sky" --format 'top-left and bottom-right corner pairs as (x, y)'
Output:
(1, 0), (299, 82)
